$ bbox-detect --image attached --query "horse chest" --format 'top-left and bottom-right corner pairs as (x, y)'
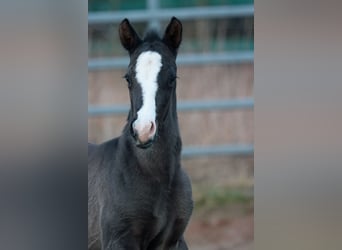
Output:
(128, 186), (175, 245)
(136, 186), (170, 227)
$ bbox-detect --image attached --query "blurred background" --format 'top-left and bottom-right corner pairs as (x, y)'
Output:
(88, 0), (253, 249)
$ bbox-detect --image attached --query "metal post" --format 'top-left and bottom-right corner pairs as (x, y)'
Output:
(147, 0), (160, 31)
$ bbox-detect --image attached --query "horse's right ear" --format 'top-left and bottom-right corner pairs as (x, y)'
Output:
(119, 19), (142, 53)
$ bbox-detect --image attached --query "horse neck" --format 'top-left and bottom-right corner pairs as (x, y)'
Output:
(159, 90), (180, 140)
(121, 91), (181, 181)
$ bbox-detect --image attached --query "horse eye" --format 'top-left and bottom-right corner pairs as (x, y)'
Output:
(168, 76), (177, 87)
(124, 74), (132, 88)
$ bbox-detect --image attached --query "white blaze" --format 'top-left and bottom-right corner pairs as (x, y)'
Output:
(135, 51), (162, 128)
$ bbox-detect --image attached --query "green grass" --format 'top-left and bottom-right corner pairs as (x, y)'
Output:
(194, 186), (253, 210)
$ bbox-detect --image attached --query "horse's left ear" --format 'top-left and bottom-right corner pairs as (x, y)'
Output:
(162, 17), (182, 55)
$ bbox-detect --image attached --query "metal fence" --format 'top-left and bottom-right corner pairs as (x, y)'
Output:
(88, 1), (254, 158)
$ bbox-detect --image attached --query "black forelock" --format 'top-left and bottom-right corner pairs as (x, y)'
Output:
(143, 30), (162, 43)
(140, 30), (176, 57)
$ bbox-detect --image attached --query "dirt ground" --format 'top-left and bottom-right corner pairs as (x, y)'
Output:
(185, 206), (253, 250)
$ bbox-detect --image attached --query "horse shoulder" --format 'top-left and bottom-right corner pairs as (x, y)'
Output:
(172, 168), (193, 217)
(88, 138), (121, 249)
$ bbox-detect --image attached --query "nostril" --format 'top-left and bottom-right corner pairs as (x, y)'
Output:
(150, 122), (157, 135)
(149, 122), (154, 133)
(131, 121), (137, 136)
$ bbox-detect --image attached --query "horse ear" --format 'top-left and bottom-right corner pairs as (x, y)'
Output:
(119, 19), (142, 53)
(162, 17), (182, 54)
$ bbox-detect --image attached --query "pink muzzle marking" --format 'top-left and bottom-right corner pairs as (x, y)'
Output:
(132, 120), (156, 144)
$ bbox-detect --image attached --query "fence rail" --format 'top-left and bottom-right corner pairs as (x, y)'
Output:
(182, 144), (254, 158)
(88, 3), (254, 157)
(88, 99), (254, 157)
(88, 98), (254, 116)
(89, 51), (253, 70)
(88, 5), (254, 24)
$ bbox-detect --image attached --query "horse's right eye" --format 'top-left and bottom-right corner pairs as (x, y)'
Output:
(124, 75), (132, 88)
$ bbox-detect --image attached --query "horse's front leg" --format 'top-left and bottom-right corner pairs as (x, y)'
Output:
(166, 218), (190, 250)
(169, 235), (188, 250)
(101, 224), (139, 250)
(100, 211), (140, 250)
(101, 236), (139, 250)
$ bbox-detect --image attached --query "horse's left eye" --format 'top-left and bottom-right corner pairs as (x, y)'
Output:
(168, 77), (177, 88)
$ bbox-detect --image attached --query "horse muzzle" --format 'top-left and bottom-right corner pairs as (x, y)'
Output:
(132, 120), (157, 148)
